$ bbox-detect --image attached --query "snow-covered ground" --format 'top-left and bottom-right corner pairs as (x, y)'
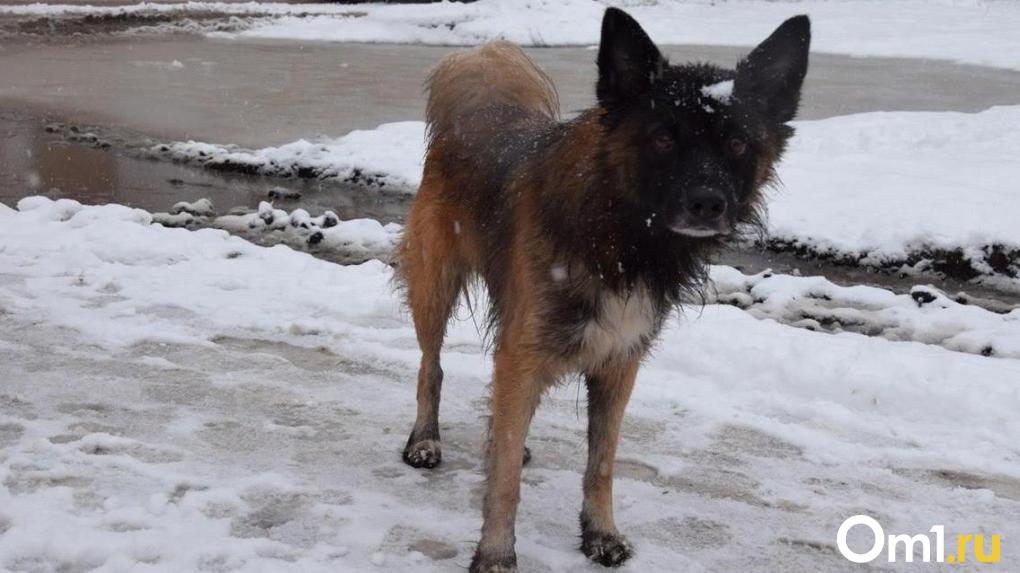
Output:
(2, 196), (1019, 572)
(5, 1), (1020, 71)
(157, 105), (1020, 283)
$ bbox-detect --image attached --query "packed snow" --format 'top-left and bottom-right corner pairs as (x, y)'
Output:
(6, 1), (1020, 71)
(159, 105), (1020, 283)
(1, 195), (1018, 572)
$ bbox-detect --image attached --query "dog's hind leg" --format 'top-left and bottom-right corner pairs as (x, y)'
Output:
(399, 196), (466, 469)
(579, 358), (640, 567)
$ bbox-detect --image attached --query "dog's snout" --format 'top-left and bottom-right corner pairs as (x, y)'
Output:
(684, 188), (727, 222)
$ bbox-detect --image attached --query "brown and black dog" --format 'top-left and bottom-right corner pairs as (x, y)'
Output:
(397, 8), (810, 572)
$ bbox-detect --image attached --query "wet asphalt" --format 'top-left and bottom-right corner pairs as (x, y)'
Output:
(2, 37), (1020, 147)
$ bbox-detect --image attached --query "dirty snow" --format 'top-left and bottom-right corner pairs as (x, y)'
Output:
(1, 195), (1019, 572)
(152, 201), (401, 264)
(708, 266), (1020, 359)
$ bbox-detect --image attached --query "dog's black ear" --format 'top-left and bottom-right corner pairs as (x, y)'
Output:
(735, 15), (811, 124)
(597, 7), (664, 107)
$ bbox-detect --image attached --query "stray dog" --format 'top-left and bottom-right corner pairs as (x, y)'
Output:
(397, 8), (810, 572)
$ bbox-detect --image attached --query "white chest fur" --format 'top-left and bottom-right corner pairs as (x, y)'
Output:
(580, 282), (658, 364)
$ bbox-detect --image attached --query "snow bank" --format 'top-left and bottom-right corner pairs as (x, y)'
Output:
(231, 0), (1020, 72)
(772, 105), (1020, 278)
(5, 1), (1020, 71)
(0, 196), (396, 348)
(154, 121), (424, 191)
(1, 196), (1019, 572)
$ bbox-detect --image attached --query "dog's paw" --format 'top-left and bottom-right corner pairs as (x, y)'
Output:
(402, 439), (441, 469)
(581, 530), (633, 567)
(469, 551), (517, 573)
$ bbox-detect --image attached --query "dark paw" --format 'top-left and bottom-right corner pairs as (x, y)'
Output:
(582, 530), (633, 567)
(402, 438), (441, 468)
(522, 446), (532, 466)
(469, 551), (517, 573)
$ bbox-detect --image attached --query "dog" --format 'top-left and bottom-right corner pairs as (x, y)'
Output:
(396, 8), (810, 572)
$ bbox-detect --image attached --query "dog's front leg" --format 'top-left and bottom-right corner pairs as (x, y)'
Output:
(580, 358), (640, 567)
(471, 348), (544, 573)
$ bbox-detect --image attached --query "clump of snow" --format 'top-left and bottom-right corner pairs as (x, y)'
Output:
(701, 79), (734, 103)
(170, 198), (214, 217)
(154, 121), (425, 192)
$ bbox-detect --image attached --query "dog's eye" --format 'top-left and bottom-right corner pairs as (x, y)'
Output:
(728, 137), (747, 157)
(652, 132), (674, 153)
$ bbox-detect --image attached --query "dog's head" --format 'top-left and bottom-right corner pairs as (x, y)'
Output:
(596, 8), (810, 239)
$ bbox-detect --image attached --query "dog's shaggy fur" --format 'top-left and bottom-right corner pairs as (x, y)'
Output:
(396, 8), (810, 572)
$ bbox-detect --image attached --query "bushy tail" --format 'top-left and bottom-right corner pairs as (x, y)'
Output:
(424, 41), (559, 144)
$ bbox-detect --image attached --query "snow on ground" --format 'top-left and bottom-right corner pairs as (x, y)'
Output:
(156, 105), (1020, 282)
(155, 121), (424, 191)
(6, 1), (1020, 71)
(771, 105), (1020, 273)
(2, 196), (1019, 572)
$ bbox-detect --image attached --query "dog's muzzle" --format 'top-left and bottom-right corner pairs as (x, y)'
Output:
(669, 187), (732, 237)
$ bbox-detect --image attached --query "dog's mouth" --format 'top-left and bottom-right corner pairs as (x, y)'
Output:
(671, 226), (722, 238)
(668, 218), (732, 238)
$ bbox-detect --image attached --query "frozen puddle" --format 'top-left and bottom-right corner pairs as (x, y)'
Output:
(0, 197), (1018, 571)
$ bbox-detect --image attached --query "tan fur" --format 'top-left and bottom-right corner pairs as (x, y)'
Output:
(425, 40), (559, 138)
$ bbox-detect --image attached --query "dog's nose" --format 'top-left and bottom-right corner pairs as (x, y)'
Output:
(684, 188), (727, 222)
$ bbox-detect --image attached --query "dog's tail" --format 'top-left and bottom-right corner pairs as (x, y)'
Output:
(424, 41), (559, 144)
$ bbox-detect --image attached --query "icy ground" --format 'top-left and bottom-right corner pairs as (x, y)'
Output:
(1, 197), (1019, 572)
(5, 1), (1020, 71)
(156, 106), (1020, 285)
